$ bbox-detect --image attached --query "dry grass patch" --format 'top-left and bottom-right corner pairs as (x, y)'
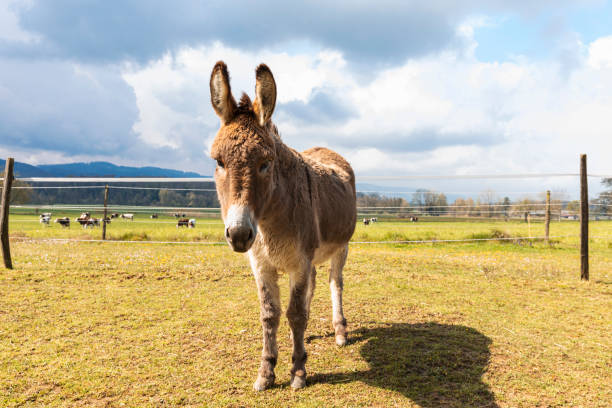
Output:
(0, 219), (610, 407)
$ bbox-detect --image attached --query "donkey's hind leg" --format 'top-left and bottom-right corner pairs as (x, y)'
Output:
(329, 244), (348, 346)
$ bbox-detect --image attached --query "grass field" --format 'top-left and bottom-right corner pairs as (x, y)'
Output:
(1, 214), (611, 407)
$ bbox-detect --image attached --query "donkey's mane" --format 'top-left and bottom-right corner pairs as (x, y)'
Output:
(237, 93), (253, 113)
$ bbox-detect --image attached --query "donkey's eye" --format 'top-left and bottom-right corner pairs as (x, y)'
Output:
(217, 160), (224, 169)
(259, 161), (271, 173)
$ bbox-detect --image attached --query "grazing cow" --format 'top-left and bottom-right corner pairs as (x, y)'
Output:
(209, 62), (356, 390)
(120, 213), (134, 221)
(82, 218), (100, 228)
(150, 214), (158, 219)
(76, 212), (91, 226)
(370, 217), (377, 223)
(54, 217), (70, 228)
(363, 218), (370, 225)
(188, 218), (196, 228)
(410, 216), (419, 222)
(39, 215), (51, 225)
(110, 213), (120, 219)
(176, 218), (189, 227)
(173, 213), (180, 218)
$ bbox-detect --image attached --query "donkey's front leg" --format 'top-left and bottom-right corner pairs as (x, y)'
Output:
(286, 263), (312, 389)
(250, 255), (281, 391)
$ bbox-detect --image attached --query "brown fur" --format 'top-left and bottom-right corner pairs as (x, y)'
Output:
(209, 61), (356, 390)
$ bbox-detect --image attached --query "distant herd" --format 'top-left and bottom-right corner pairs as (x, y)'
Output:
(39, 213), (399, 228)
(37, 212), (196, 228)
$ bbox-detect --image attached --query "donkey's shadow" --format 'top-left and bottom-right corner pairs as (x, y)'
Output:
(308, 322), (499, 408)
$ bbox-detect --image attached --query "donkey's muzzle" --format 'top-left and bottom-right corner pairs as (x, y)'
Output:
(225, 225), (255, 252)
(224, 205), (256, 252)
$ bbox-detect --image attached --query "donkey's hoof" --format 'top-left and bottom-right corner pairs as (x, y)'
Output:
(253, 375), (274, 391)
(290, 371), (306, 389)
(335, 334), (347, 346)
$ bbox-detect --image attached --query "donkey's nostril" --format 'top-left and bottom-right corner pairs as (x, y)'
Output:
(225, 227), (230, 239)
(248, 229), (253, 241)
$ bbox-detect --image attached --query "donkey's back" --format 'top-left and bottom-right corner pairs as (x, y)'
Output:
(301, 147), (356, 254)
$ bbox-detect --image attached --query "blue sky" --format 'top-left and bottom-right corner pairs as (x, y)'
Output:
(1, 0), (611, 198)
(474, 1), (612, 61)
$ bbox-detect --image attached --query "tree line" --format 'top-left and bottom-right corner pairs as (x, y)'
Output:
(357, 184), (612, 218)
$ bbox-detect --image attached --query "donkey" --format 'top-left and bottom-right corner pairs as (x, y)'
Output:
(209, 61), (356, 390)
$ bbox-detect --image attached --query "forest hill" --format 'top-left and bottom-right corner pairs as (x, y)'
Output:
(8, 181), (219, 208)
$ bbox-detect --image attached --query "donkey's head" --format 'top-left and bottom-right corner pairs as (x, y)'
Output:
(209, 61), (278, 253)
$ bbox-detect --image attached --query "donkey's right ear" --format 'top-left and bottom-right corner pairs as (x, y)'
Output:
(210, 61), (237, 125)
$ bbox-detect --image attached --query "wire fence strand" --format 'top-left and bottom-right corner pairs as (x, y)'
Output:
(9, 234), (583, 246)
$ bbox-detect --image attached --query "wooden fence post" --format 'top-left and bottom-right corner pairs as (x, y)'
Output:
(580, 154), (589, 280)
(102, 184), (109, 240)
(545, 190), (551, 243)
(527, 213), (531, 237)
(1, 158), (15, 269)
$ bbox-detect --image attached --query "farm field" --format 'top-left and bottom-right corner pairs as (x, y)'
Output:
(7, 210), (612, 245)
(1, 217), (611, 407)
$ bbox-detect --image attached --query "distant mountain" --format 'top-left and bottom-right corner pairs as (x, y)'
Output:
(1, 159), (206, 178)
(0, 159), (53, 177)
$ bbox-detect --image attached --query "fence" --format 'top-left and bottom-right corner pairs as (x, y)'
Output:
(2, 155), (611, 280)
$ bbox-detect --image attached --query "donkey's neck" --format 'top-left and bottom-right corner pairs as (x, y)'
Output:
(258, 128), (313, 232)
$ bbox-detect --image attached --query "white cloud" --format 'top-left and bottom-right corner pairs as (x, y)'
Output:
(121, 43), (351, 155)
(587, 35), (612, 69)
(0, 0), (38, 43)
(115, 33), (612, 196)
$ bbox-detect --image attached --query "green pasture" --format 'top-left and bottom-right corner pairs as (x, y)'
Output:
(6, 210), (612, 250)
(0, 213), (611, 406)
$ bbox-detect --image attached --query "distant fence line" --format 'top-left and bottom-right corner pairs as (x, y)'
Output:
(10, 184), (596, 197)
(1, 156), (610, 280)
(9, 234), (580, 246)
(5, 171), (611, 185)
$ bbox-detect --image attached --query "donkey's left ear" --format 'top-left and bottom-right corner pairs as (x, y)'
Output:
(253, 64), (277, 126)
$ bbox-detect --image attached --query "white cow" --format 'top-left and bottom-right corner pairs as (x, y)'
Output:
(188, 218), (196, 228)
(39, 215), (51, 225)
(121, 213), (134, 221)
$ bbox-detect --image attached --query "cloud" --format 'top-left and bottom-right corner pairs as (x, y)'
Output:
(117, 36), (612, 194)
(4, 0), (591, 65)
(1, 1), (611, 196)
(0, 0), (38, 43)
(588, 35), (612, 68)
(0, 58), (138, 154)
(276, 91), (355, 125)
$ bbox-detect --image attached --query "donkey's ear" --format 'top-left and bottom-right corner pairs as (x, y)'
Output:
(210, 61), (237, 125)
(253, 64), (277, 126)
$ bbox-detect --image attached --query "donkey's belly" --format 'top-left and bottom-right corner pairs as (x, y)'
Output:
(312, 241), (345, 265)
(252, 231), (344, 271)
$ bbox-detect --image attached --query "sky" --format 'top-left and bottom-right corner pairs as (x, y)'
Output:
(1, 0), (611, 199)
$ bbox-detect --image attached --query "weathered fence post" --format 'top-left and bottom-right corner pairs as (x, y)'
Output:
(102, 184), (109, 240)
(527, 213), (531, 237)
(545, 190), (551, 243)
(580, 154), (589, 280)
(1, 158), (15, 269)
